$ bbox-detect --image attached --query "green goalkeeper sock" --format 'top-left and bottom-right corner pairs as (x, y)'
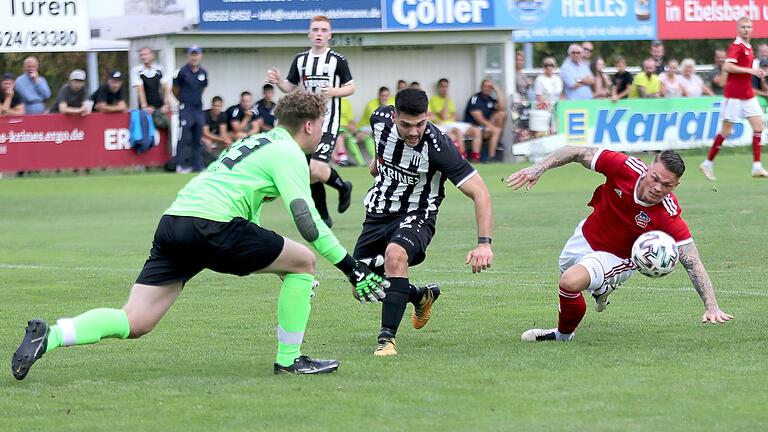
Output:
(363, 136), (376, 160)
(45, 308), (130, 353)
(275, 273), (314, 367)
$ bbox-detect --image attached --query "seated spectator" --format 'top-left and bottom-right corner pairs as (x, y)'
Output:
(202, 96), (231, 159)
(705, 49), (727, 96)
(754, 59), (768, 97)
(611, 56), (633, 102)
(429, 78), (481, 157)
(515, 51), (532, 101)
(91, 70), (128, 112)
(226, 91), (257, 141)
(590, 57), (610, 99)
(464, 79), (506, 162)
(253, 84), (276, 133)
(660, 59), (685, 97)
(532, 57), (563, 136)
(51, 69), (89, 115)
(14, 56), (51, 114)
(629, 58), (663, 98)
(332, 97), (365, 166)
(561, 44), (594, 100)
(679, 58), (714, 97)
(0, 73), (25, 116)
(355, 86), (390, 158)
(410, 81), (421, 90)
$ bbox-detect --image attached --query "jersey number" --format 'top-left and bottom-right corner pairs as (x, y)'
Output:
(222, 137), (271, 169)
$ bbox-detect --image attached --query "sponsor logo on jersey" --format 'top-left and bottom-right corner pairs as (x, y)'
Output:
(614, 188), (622, 198)
(635, 211), (650, 228)
(379, 160), (420, 185)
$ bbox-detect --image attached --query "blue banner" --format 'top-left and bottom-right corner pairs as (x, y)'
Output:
(495, 0), (657, 42)
(384, 0), (495, 30)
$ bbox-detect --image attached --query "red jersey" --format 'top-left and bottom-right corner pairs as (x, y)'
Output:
(581, 150), (692, 259)
(724, 37), (754, 99)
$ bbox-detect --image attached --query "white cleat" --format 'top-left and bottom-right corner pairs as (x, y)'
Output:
(699, 163), (716, 181)
(521, 328), (558, 342)
(592, 284), (616, 312)
(752, 168), (768, 178)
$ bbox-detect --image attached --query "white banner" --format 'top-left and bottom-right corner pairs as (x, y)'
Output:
(0, 0), (90, 52)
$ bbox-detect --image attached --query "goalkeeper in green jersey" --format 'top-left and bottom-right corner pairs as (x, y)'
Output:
(11, 91), (388, 380)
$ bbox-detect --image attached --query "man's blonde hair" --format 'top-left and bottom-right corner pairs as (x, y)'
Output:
(275, 91), (327, 134)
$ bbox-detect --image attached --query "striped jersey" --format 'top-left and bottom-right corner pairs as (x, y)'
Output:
(582, 149), (692, 259)
(363, 106), (477, 217)
(286, 48), (353, 136)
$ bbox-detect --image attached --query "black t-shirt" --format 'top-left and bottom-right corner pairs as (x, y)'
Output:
(50, 83), (87, 113)
(225, 104), (256, 132)
(204, 109), (227, 135)
(134, 64), (165, 108)
(254, 99), (276, 128)
(612, 71), (634, 95)
(90, 83), (126, 111)
(464, 92), (497, 124)
(1, 91), (23, 109)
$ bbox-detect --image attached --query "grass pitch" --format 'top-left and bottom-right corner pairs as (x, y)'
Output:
(1, 152), (767, 431)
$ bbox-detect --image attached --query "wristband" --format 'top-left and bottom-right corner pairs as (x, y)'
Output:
(478, 237), (492, 245)
(334, 254), (356, 274)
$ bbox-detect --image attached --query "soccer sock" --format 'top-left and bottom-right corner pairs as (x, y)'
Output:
(45, 308), (130, 354)
(276, 273), (314, 367)
(325, 168), (346, 191)
(380, 277), (411, 337)
(408, 284), (425, 305)
(557, 286), (586, 338)
(310, 182), (330, 220)
(752, 131), (762, 163)
(363, 136), (376, 160)
(471, 152), (481, 162)
(706, 133), (725, 162)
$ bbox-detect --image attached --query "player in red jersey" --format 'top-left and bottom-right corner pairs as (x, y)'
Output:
(701, 16), (768, 180)
(505, 146), (733, 342)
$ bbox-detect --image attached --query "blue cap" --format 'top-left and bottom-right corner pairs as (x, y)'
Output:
(187, 45), (202, 54)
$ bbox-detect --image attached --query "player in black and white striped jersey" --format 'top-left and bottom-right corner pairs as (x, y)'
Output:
(354, 88), (494, 357)
(266, 15), (354, 228)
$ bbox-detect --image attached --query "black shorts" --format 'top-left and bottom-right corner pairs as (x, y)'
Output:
(136, 215), (285, 285)
(310, 131), (337, 162)
(352, 213), (436, 274)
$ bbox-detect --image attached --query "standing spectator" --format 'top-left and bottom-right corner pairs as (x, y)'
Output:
(629, 58), (663, 98)
(254, 84), (276, 133)
(91, 71), (128, 113)
(133, 47), (170, 117)
(52, 69), (88, 115)
(173, 45), (208, 173)
(581, 41), (594, 62)
(752, 43), (768, 69)
(660, 59), (685, 97)
(464, 79), (506, 162)
(202, 95), (231, 158)
(429, 78), (482, 157)
(0, 73), (25, 116)
(590, 57), (610, 99)
(14, 56), (51, 114)
(515, 51), (532, 100)
(705, 49), (727, 96)
(560, 44), (594, 100)
(753, 59), (768, 97)
(650, 40), (667, 75)
(679, 58), (714, 97)
(611, 56), (633, 102)
(532, 57), (563, 136)
(225, 91), (257, 140)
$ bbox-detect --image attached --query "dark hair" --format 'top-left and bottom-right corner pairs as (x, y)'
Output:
(410, 81), (420, 87)
(240, 91), (252, 98)
(655, 150), (685, 178)
(263, 83), (274, 92)
(395, 88), (428, 116)
(211, 96), (223, 104)
(275, 91), (326, 134)
(437, 78), (449, 85)
(378, 86), (389, 94)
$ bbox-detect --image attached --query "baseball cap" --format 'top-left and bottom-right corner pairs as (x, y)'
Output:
(760, 59), (768, 67)
(109, 70), (123, 80)
(1, 72), (14, 81)
(187, 45), (202, 54)
(69, 69), (86, 81)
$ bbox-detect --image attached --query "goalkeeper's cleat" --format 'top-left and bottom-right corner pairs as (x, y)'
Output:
(338, 181), (353, 214)
(11, 319), (49, 380)
(374, 336), (397, 357)
(521, 328), (558, 342)
(592, 284), (616, 313)
(699, 162), (717, 181)
(273, 355), (339, 375)
(412, 283), (441, 329)
(751, 167), (768, 178)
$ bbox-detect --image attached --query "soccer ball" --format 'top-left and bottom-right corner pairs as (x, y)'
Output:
(631, 231), (679, 278)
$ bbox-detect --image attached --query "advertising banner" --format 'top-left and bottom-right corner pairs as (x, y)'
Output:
(0, 0), (89, 52)
(0, 113), (169, 172)
(495, 0), (657, 42)
(656, 0), (768, 40)
(385, 0), (494, 31)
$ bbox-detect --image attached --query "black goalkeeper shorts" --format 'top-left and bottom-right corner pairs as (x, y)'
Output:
(352, 212), (436, 274)
(136, 215), (285, 285)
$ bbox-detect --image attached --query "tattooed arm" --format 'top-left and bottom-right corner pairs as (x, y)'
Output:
(505, 146), (599, 191)
(678, 242), (734, 324)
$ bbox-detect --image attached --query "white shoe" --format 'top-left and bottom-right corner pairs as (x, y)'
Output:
(699, 162), (716, 181)
(752, 167), (768, 178)
(521, 328), (557, 342)
(592, 284), (616, 312)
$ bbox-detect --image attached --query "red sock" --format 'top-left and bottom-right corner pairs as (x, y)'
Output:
(557, 286), (586, 335)
(707, 133), (725, 162)
(471, 152), (481, 162)
(752, 132), (762, 163)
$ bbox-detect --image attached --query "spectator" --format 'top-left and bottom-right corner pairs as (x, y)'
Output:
(225, 91), (257, 141)
(202, 96), (231, 158)
(396, 79), (407, 92)
(52, 69), (89, 115)
(464, 79), (506, 162)
(332, 97), (360, 166)
(133, 47), (170, 117)
(754, 59), (768, 97)
(680, 58), (714, 97)
(611, 56), (633, 102)
(532, 57), (563, 137)
(14, 57), (50, 114)
(172, 45), (208, 173)
(355, 86), (390, 159)
(752, 43), (768, 69)
(581, 41), (594, 62)
(429, 78), (481, 158)
(650, 40), (667, 75)
(590, 57), (610, 99)
(253, 84), (276, 133)
(515, 51), (532, 100)
(387, 79), (407, 104)
(91, 70), (128, 112)
(0, 73), (25, 116)
(660, 59), (685, 97)
(410, 81), (421, 90)
(629, 58), (663, 98)
(705, 49), (727, 96)
(560, 43), (594, 100)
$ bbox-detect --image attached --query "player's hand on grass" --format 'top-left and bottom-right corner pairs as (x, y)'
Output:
(466, 244), (493, 274)
(347, 260), (389, 303)
(702, 307), (733, 324)
(505, 166), (543, 191)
